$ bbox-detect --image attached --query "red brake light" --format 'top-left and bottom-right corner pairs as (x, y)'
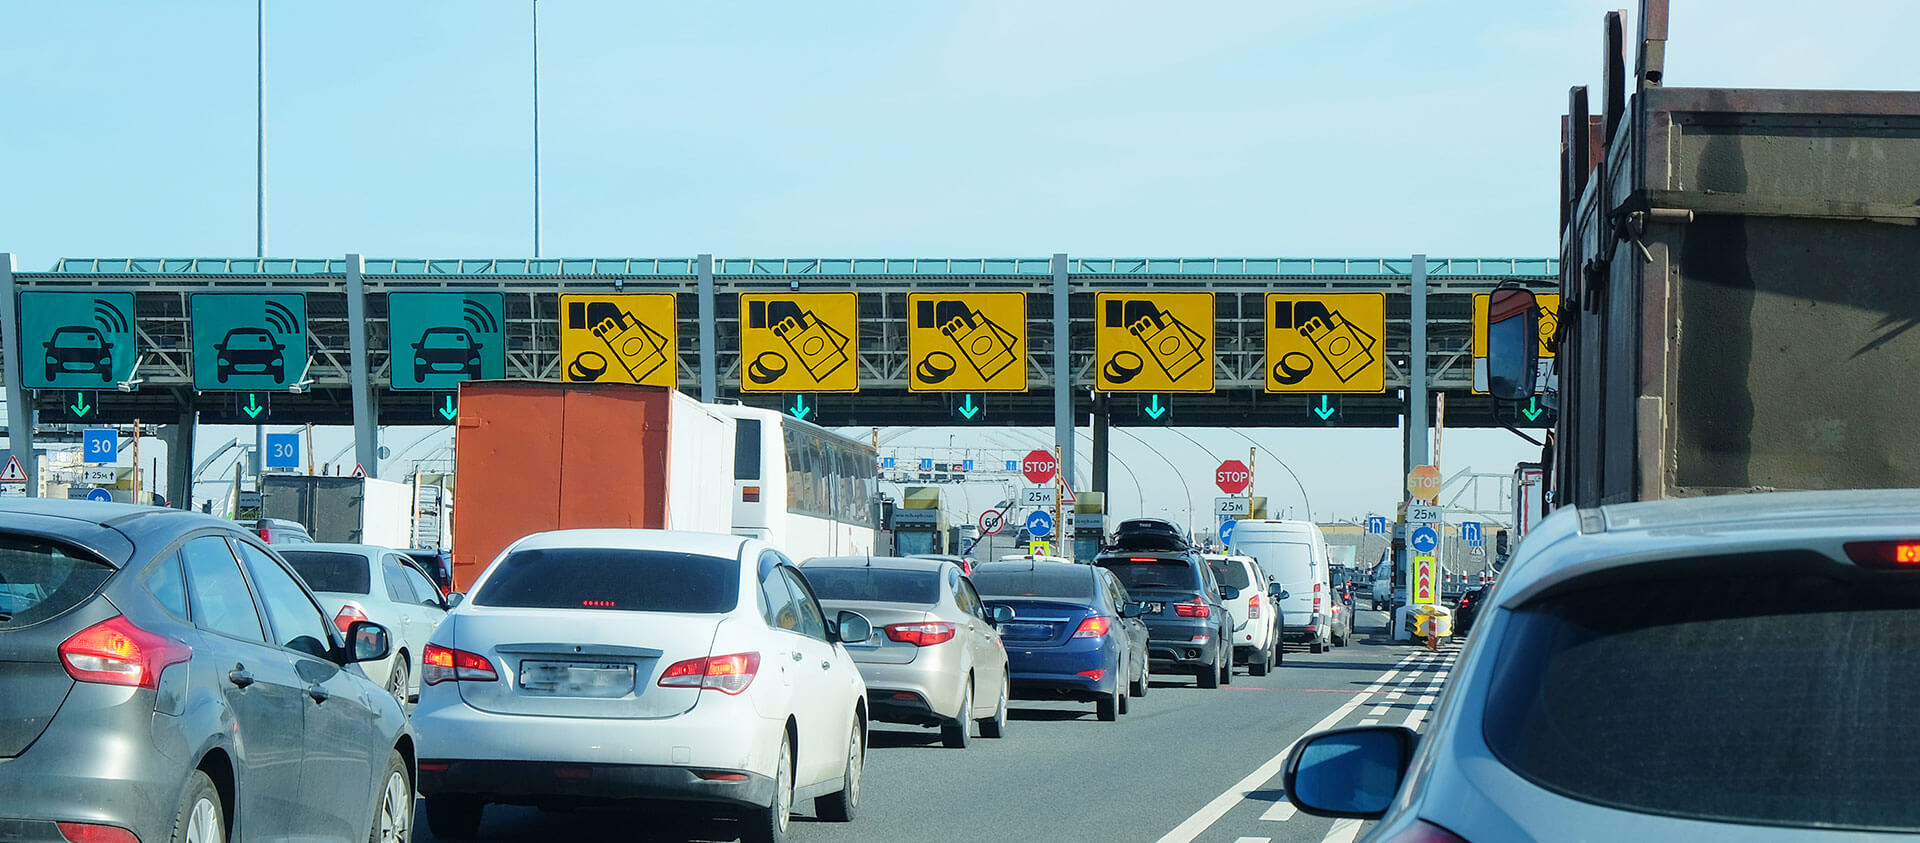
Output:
(1174, 597), (1210, 618)
(332, 603), (369, 636)
(422, 643), (496, 684)
(581, 599), (615, 608)
(658, 652), (761, 694)
(258, 527), (273, 543)
(1072, 616), (1111, 639)
(1247, 593), (1261, 619)
(884, 622), (957, 647)
(59, 616), (191, 690)
(1846, 541), (1920, 569)
(1128, 557), (1158, 562)
(55, 822), (139, 843)
(1076, 668), (1106, 681)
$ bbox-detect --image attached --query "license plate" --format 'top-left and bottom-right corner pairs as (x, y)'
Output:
(519, 661), (635, 697)
(1001, 622), (1053, 638)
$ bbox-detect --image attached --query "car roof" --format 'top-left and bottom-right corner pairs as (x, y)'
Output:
(1498, 489), (1920, 607)
(277, 543), (400, 557)
(804, 556), (948, 573)
(974, 559), (1092, 575)
(0, 500), (246, 564)
(508, 528), (749, 559)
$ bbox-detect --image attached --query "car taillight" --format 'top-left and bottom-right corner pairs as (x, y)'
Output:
(59, 615), (192, 690)
(55, 822), (139, 843)
(883, 622), (957, 647)
(1314, 582), (1323, 612)
(332, 603), (369, 636)
(258, 526), (273, 543)
(1174, 597), (1210, 618)
(1845, 540), (1920, 569)
(1072, 616), (1111, 638)
(1246, 593), (1261, 619)
(1376, 819), (1470, 843)
(422, 643), (497, 684)
(658, 652), (761, 694)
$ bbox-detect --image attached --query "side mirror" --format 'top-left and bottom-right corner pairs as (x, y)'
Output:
(343, 620), (392, 664)
(989, 605), (1015, 625)
(1118, 601), (1144, 619)
(1282, 725), (1419, 820)
(446, 592), (466, 608)
(1486, 286), (1540, 400)
(1269, 585), (1288, 601)
(832, 610), (872, 645)
(1219, 585), (1241, 601)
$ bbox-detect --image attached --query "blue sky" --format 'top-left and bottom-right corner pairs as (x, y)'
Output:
(6, 1), (1917, 525)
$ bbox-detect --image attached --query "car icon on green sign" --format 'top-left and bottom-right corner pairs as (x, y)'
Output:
(44, 326), (115, 383)
(214, 327), (286, 383)
(412, 327), (484, 382)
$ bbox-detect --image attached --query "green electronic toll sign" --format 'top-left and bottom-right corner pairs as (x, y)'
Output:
(387, 292), (506, 390)
(190, 293), (308, 391)
(20, 292), (138, 389)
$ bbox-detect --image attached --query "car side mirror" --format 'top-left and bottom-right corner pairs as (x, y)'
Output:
(1219, 585), (1241, 601)
(446, 592), (466, 608)
(1486, 286), (1540, 400)
(1118, 602), (1144, 619)
(989, 605), (1015, 625)
(832, 610), (872, 645)
(1282, 725), (1419, 820)
(343, 620), (392, 664)
(1269, 585), (1288, 601)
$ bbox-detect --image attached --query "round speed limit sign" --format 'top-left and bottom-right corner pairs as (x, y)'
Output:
(978, 508), (1007, 536)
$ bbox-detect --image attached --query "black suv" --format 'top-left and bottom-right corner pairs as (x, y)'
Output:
(1093, 548), (1237, 688)
(1108, 517), (1192, 552)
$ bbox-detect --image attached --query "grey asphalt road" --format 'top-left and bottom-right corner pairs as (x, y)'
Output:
(412, 609), (1455, 843)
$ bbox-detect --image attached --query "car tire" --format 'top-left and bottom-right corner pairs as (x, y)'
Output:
(1196, 653), (1220, 689)
(1310, 638), (1326, 654)
(1218, 644), (1232, 685)
(813, 720), (862, 822)
(1271, 637), (1284, 667)
(1096, 682), (1120, 721)
(424, 796), (483, 841)
(368, 750), (411, 843)
(1248, 642), (1270, 676)
(978, 674), (1009, 738)
(1128, 656), (1149, 698)
(169, 770), (224, 843)
(1117, 663), (1131, 715)
(941, 681), (973, 749)
(386, 657), (409, 706)
(741, 733), (792, 843)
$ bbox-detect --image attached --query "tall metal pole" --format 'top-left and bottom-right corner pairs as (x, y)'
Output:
(1408, 254), (1429, 470)
(1051, 253), (1072, 485)
(697, 254), (716, 401)
(531, 0), (543, 258)
(0, 254), (32, 497)
(253, 0), (267, 481)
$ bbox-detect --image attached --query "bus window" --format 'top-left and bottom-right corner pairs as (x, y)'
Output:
(735, 418), (762, 481)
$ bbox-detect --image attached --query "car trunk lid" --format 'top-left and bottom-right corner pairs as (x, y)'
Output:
(817, 601), (936, 665)
(983, 599), (1090, 647)
(448, 609), (726, 719)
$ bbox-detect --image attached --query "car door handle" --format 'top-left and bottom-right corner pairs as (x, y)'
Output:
(791, 651), (804, 662)
(306, 685), (330, 704)
(227, 668), (255, 688)
(821, 661), (832, 670)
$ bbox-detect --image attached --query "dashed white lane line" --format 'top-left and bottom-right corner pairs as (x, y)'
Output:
(1233, 838), (1272, 843)
(1155, 653), (1424, 843)
(1259, 800), (1297, 822)
(1322, 818), (1365, 843)
(1358, 718), (1380, 726)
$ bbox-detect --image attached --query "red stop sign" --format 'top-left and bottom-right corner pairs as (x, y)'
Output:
(1022, 449), (1059, 485)
(1215, 460), (1252, 494)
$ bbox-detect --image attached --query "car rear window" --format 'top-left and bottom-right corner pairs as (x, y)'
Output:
(277, 551), (372, 595)
(971, 567), (1095, 601)
(0, 536), (114, 629)
(802, 568), (939, 604)
(474, 548), (739, 613)
(1095, 557), (1201, 591)
(1206, 558), (1253, 589)
(1482, 556), (1920, 832)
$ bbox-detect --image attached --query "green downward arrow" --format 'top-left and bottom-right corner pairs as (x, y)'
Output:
(70, 393), (91, 418)
(243, 394), (264, 419)
(1522, 396), (1542, 421)
(958, 394), (981, 420)
(790, 395), (811, 420)
(1313, 394), (1335, 420)
(438, 395), (458, 421)
(1144, 395), (1167, 420)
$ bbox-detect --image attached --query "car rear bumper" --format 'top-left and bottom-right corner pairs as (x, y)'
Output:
(1003, 638), (1117, 701)
(0, 686), (180, 843)
(1283, 618), (1325, 643)
(417, 759), (776, 810)
(1142, 617), (1219, 668)
(855, 655), (966, 724)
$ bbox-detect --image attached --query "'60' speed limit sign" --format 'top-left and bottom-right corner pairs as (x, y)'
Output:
(978, 508), (1007, 536)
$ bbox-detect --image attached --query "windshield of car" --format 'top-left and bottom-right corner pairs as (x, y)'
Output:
(1094, 557), (1201, 591)
(0, 535), (113, 628)
(277, 550), (373, 595)
(1206, 557), (1252, 589)
(226, 331), (274, 349)
(422, 330), (470, 349)
(801, 567), (939, 604)
(1482, 555), (1920, 832)
(53, 329), (101, 348)
(971, 567), (1095, 601)
(473, 547), (740, 613)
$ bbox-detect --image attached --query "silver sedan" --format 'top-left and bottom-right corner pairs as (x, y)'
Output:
(801, 556), (1012, 749)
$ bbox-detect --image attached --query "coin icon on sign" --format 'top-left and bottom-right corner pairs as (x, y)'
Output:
(1103, 350), (1145, 384)
(747, 351), (789, 385)
(916, 351), (958, 384)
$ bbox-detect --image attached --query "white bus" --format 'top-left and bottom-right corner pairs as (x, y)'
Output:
(715, 405), (879, 560)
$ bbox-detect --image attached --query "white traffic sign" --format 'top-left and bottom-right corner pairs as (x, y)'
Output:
(1018, 486), (1057, 509)
(82, 467), (117, 484)
(978, 508), (1007, 536)
(1407, 503), (1441, 524)
(0, 456), (26, 483)
(1215, 496), (1250, 517)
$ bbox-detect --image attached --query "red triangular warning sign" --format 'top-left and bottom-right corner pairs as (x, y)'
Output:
(0, 456), (26, 483)
(1060, 486), (1077, 506)
(351, 464), (366, 478)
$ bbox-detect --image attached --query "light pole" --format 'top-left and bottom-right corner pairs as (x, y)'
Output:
(531, 0), (543, 257)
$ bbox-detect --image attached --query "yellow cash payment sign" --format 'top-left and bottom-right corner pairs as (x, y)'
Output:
(1093, 292), (1214, 393)
(559, 293), (678, 386)
(1264, 293), (1386, 393)
(1471, 292), (1559, 395)
(739, 292), (860, 393)
(906, 292), (1027, 392)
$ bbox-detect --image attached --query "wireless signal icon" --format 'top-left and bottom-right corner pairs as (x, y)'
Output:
(463, 301), (499, 334)
(92, 299), (130, 334)
(264, 300), (300, 335)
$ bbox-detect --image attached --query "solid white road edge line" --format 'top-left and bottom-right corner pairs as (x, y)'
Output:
(1154, 656), (1414, 843)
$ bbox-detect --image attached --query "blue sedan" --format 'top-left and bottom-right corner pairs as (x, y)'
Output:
(971, 561), (1150, 722)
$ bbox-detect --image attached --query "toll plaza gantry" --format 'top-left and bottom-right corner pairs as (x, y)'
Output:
(0, 252), (1557, 504)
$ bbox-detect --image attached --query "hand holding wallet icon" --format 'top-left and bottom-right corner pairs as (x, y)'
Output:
(1126, 307), (1206, 382)
(1296, 310), (1377, 383)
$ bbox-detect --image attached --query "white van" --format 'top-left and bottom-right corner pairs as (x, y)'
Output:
(1229, 520), (1334, 653)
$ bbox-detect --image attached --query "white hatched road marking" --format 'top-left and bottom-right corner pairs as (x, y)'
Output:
(1322, 818), (1365, 843)
(1234, 838), (1272, 843)
(1259, 800), (1297, 822)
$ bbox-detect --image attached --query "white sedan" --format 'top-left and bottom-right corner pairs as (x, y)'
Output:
(277, 542), (449, 703)
(412, 529), (872, 843)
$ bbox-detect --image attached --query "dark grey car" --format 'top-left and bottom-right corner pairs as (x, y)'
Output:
(0, 499), (414, 843)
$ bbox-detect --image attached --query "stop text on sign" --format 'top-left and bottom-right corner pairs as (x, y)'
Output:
(1022, 449), (1059, 485)
(1215, 460), (1251, 494)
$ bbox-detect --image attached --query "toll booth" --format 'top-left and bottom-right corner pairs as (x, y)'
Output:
(891, 486), (948, 556)
(1072, 493), (1106, 562)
